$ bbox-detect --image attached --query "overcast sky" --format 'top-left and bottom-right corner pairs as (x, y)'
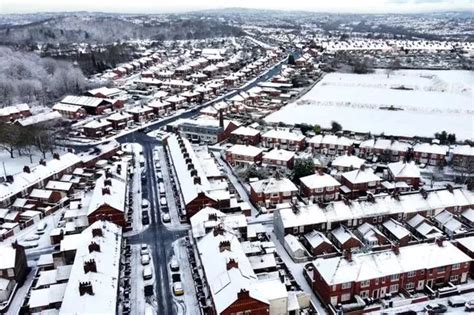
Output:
(1, 0), (472, 14)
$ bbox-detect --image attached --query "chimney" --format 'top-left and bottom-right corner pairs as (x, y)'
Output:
(318, 169), (324, 176)
(53, 153), (60, 160)
(187, 163), (194, 170)
(88, 241), (101, 253)
(360, 164), (366, 171)
(219, 109), (224, 128)
(39, 159), (46, 166)
(343, 249), (353, 262)
(183, 152), (190, 159)
(104, 179), (112, 186)
(105, 172), (112, 179)
(226, 258), (239, 270)
(92, 228), (103, 238)
(237, 289), (250, 299)
(185, 157), (192, 165)
(213, 225), (225, 236)
(102, 187), (110, 195)
(420, 188), (428, 199)
(23, 166), (31, 173)
(219, 240), (231, 252)
(181, 147), (187, 154)
(208, 213), (218, 221)
(190, 169), (198, 177)
(6, 175), (13, 183)
(193, 176), (201, 185)
(79, 281), (94, 296)
(435, 237), (444, 247)
(392, 243), (400, 255)
(83, 259), (97, 273)
(446, 184), (454, 193)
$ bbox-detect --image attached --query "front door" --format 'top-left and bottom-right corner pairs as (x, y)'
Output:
(372, 289), (379, 299)
(380, 287), (387, 297)
(427, 279), (433, 288)
(417, 280), (425, 290)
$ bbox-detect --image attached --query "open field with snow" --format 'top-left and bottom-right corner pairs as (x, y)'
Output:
(265, 69), (474, 140)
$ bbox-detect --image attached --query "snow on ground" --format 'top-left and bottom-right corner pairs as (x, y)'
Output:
(0, 149), (58, 176)
(265, 70), (474, 140)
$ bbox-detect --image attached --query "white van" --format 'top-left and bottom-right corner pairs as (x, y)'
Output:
(143, 266), (153, 280)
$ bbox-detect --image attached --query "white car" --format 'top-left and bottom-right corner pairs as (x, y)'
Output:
(35, 222), (48, 235)
(170, 257), (179, 271)
(140, 244), (149, 256)
(142, 266), (153, 280)
(162, 213), (171, 223)
(24, 234), (41, 242)
(141, 254), (150, 265)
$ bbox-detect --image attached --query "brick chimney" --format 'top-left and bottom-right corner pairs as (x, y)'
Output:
(190, 169), (198, 177)
(23, 166), (31, 173)
(343, 249), (352, 262)
(53, 153), (60, 160)
(105, 172), (112, 179)
(392, 243), (400, 255)
(219, 109), (224, 128)
(187, 163), (194, 170)
(104, 179), (112, 186)
(226, 258), (239, 270)
(83, 259), (97, 273)
(237, 289), (250, 299)
(435, 237), (444, 247)
(208, 213), (218, 221)
(219, 240), (231, 252)
(79, 281), (94, 296)
(92, 228), (103, 238)
(102, 187), (110, 195)
(213, 225), (225, 236)
(39, 159), (46, 166)
(193, 176), (201, 185)
(88, 241), (101, 253)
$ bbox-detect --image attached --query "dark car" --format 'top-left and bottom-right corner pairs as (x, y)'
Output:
(424, 303), (447, 314)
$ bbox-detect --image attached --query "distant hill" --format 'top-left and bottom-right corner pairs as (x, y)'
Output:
(0, 14), (244, 45)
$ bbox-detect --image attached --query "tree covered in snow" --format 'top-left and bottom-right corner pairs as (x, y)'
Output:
(0, 47), (86, 105)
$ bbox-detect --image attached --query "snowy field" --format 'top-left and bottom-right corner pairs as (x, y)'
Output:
(265, 70), (474, 140)
(0, 149), (61, 177)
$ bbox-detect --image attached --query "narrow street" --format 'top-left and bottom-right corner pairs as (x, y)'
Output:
(125, 133), (187, 315)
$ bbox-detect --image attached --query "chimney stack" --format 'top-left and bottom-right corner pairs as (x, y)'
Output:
(343, 249), (353, 262)
(102, 187), (110, 195)
(23, 166), (31, 173)
(83, 259), (97, 273)
(92, 228), (103, 238)
(435, 237), (444, 247)
(219, 109), (224, 128)
(219, 240), (231, 252)
(226, 258), (239, 270)
(193, 176), (201, 185)
(392, 243), (400, 255)
(53, 153), (60, 160)
(79, 281), (94, 296)
(88, 241), (101, 253)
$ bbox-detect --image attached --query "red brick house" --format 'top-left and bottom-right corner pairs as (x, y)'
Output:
(299, 172), (341, 202)
(106, 112), (133, 130)
(29, 189), (63, 204)
(304, 230), (337, 257)
(456, 236), (474, 278)
(308, 241), (471, 306)
(0, 104), (31, 122)
(262, 149), (295, 170)
(225, 144), (263, 166)
(330, 226), (362, 251)
(387, 161), (421, 189)
(340, 166), (382, 198)
(126, 105), (155, 123)
(452, 145), (474, 171)
(413, 143), (447, 166)
(261, 128), (305, 151)
(308, 134), (353, 156)
(52, 103), (87, 120)
(87, 174), (126, 227)
(230, 126), (261, 145)
(0, 242), (28, 284)
(249, 177), (298, 208)
(359, 139), (410, 162)
(60, 95), (123, 115)
(82, 119), (113, 138)
(381, 219), (412, 246)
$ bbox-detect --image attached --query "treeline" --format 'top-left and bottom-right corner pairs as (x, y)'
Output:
(0, 47), (86, 105)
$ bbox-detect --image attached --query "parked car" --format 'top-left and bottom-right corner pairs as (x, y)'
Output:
(141, 254), (150, 265)
(173, 282), (184, 296)
(142, 213), (150, 225)
(20, 241), (38, 249)
(35, 222), (48, 235)
(448, 296), (466, 308)
(140, 244), (149, 256)
(466, 300), (474, 312)
(143, 266), (153, 280)
(424, 303), (447, 314)
(162, 212), (171, 223)
(170, 257), (179, 271)
(142, 199), (149, 210)
(160, 197), (167, 207)
(24, 234), (41, 241)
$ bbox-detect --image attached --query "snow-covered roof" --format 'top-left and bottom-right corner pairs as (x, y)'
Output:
(88, 87), (122, 98)
(29, 282), (68, 309)
(231, 126), (260, 137)
(52, 103), (83, 113)
(356, 222), (385, 244)
(87, 173), (126, 216)
(305, 230), (333, 249)
(452, 145), (474, 157)
(360, 138), (410, 152)
(61, 95), (110, 108)
(275, 188), (474, 229)
(60, 221), (122, 314)
(382, 219), (411, 240)
(284, 234), (306, 254)
(461, 208), (474, 224)
(457, 236), (474, 252)
(0, 103), (30, 116)
(106, 111), (132, 121)
(263, 149), (295, 162)
(332, 155), (365, 169)
(341, 168), (381, 184)
(226, 144), (263, 157)
(0, 244), (17, 269)
(250, 178), (297, 195)
(262, 129), (305, 142)
(413, 143), (448, 155)
(45, 180), (73, 192)
(190, 207), (247, 239)
(29, 188), (53, 199)
(83, 119), (112, 129)
(197, 229), (268, 314)
(309, 134), (353, 147)
(126, 105), (153, 114)
(0, 153), (81, 203)
(313, 241), (471, 285)
(331, 226), (360, 245)
(17, 111), (62, 126)
(388, 161), (420, 178)
(300, 173), (340, 189)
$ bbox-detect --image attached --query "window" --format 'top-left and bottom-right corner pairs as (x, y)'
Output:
(341, 282), (352, 289)
(391, 274), (399, 281)
(327, 186), (334, 191)
(373, 217), (378, 223)
(360, 290), (369, 298)
(368, 181), (377, 187)
(452, 263), (460, 270)
(360, 280), (370, 288)
(405, 282), (415, 290)
(407, 271), (416, 278)
(332, 285), (337, 291)
(7, 269), (14, 278)
(316, 188), (324, 193)
(437, 266), (446, 273)
(450, 275), (459, 282)
(389, 284), (399, 293)
(341, 293), (351, 302)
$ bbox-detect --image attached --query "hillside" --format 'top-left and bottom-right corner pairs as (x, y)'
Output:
(0, 14), (244, 45)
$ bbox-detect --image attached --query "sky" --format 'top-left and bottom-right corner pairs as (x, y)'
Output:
(1, 0), (473, 14)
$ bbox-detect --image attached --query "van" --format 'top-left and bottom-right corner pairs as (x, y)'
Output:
(143, 266), (153, 280)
